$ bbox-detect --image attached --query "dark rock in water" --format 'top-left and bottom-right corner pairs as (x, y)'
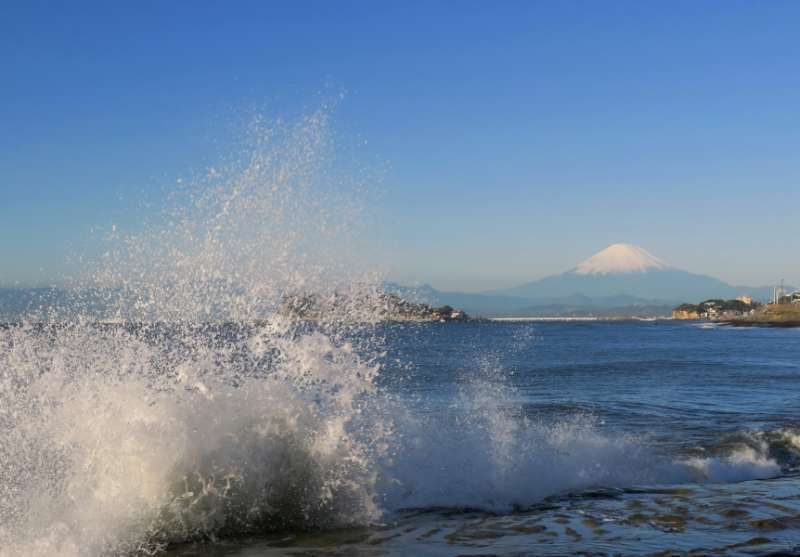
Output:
(279, 290), (476, 322)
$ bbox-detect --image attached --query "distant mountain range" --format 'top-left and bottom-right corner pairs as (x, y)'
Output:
(388, 244), (791, 318)
(0, 244), (792, 320)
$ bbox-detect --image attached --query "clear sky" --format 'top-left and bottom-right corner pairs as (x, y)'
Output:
(2, 1), (799, 291)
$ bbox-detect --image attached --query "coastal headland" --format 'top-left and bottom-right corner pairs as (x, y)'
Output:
(672, 296), (800, 327)
(726, 302), (800, 327)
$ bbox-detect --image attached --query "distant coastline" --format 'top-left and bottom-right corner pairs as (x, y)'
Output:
(491, 316), (663, 322)
(672, 292), (800, 327)
(726, 302), (800, 327)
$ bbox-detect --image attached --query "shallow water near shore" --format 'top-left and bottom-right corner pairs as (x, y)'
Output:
(166, 478), (800, 556)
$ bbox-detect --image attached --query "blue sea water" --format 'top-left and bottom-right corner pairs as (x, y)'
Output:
(3, 318), (800, 556)
(164, 320), (800, 556)
(381, 320), (800, 452)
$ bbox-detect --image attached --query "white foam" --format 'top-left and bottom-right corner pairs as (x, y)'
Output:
(683, 447), (781, 483)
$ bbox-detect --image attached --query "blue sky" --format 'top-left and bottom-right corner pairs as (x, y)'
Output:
(1, 1), (798, 291)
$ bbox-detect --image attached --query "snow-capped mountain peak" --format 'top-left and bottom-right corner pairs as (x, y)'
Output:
(574, 243), (669, 275)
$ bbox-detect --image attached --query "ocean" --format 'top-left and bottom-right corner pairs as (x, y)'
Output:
(2, 319), (799, 556)
(167, 320), (800, 556)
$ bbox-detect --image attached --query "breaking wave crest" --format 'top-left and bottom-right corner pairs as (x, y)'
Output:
(0, 112), (796, 556)
(383, 373), (797, 513)
(0, 321), (387, 556)
(0, 112), (392, 556)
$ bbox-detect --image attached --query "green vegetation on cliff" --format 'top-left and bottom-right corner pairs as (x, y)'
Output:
(673, 298), (758, 320)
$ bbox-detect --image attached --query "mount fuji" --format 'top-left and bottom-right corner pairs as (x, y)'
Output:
(389, 243), (782, 317)
(492, 243), (741, 302)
